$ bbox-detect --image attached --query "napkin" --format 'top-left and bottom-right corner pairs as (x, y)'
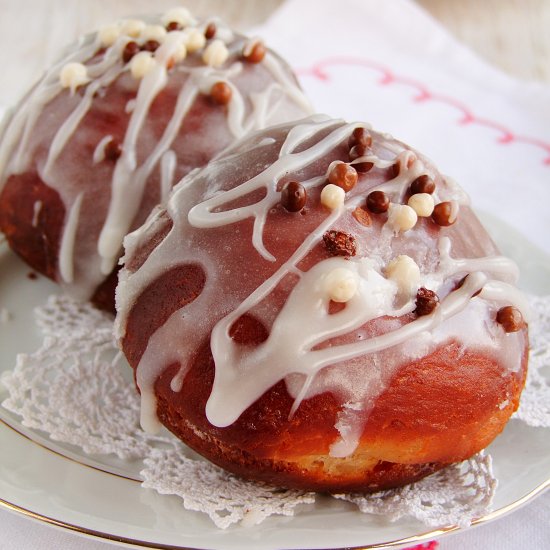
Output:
(255, 0), (550, 257)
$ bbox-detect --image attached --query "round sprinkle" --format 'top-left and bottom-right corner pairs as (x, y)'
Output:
(323, 230), (357, 257)
(120, 19), (146, 38)
(496, 306), (524, 333)
(210, 81), (232, 105)
(281, 181), (307, 212)
(104, 139), (122, 161)
(162, 7), (194, 27)
(171, 42), (187, 64)
(415, 287), (439, 316)
(130, 51), (156, 79)
(122, 41), (140, 63)
(321, 184), (346, 210)
(142, 39), (160, 53)
(323, 268), (358, 303)
(98, 24), (120, 47)
(366, 190), (389, 214)
(388, 204), (418, 232)
(184, 27), (207, 52)
(410, 174), (435, 195)
(348, 127), (372, 150)
(385, 255), (420, 295)
(243, 40), (266, 63)
(166, 21), (183, 32)
(202, 39), (228, 67)
(408, 193), (435, 217)
(432, 201), (458, 226)
(60, 63), (89, 92)
(328, 161), (358, 192)
(141, 24), (167, 43)
(204, 22), (217, 39)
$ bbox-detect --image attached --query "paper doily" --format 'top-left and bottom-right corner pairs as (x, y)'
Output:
(2, 294), (549, 528)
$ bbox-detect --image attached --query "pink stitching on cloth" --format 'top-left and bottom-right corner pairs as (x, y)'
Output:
(403, 542), (439, 550)
(296, 56), (550, 165)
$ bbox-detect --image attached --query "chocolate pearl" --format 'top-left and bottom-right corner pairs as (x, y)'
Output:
(496, 306), (524, 332)
(410, 175), (435, 195)
(348, 127), (372, 150)
(204, 22), (217, 39)
(142, 40), (160, 53)
(432, 201), (456, 226)
(104, 139), (122, 161)
(349, 144), (367, 161)
(243, 41), (266, 63)
(210, 81), (232, 105)
(366, 190), (390, 214)
(281, 181), (307, 212)
(414, 287), (439, 316)
(122, 41), (140, 63)
(166, 21), (183, 32)
(328, 162), (358, 192)
(323, 230), (357, 257)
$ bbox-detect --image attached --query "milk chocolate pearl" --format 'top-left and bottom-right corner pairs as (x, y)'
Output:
(122, 41), (140, 63)
(104, 139), (122, 161)
(415, 288), (439, 316)
(366, 190), (390, 214)
(432, 201), (456, 226)
(281, 181), (307, 212)
(166, 21), (183, 32)
(410, 175), (436, 195)
(348, 127), (372, 149)
(204, 22), (217, 39)
(243, 42), (266, 63)
(496, 306), (524, 332)
(142, 40), (160, 53)
(210, 81), (232, 105)
(328, 162), (358, 192)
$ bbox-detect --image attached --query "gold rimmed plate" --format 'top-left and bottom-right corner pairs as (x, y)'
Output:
(0, 215), (549, 550)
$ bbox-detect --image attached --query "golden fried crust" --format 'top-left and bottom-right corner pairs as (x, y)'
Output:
(123, 277), (528, 492)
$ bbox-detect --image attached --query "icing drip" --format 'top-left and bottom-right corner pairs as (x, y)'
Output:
(58, 192), (84, 284)
(117, 117), (527, 459)
(31, 200), (42, 227)
(0, 12), (312, 299)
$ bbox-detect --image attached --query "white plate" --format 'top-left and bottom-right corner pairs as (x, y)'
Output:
(0, 212), (549, 550)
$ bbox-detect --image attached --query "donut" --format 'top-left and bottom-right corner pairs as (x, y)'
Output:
(0, 8), (311, 311)
(117, 115), (529, 492)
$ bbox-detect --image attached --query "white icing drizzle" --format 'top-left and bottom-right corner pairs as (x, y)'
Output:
(0, 12), (312, 299)
(92, 135), (113, 164)
(116, 117), (527, 457)
(58, 192), (84, 283)
(31, 200), (42, 227)
(160, 150), (177, 205)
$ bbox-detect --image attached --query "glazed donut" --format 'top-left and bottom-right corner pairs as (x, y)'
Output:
(0, 8), (311, 311)
(116, 115), (529, 492)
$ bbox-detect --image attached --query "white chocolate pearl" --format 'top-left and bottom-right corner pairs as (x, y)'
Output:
(59, 62), (89, 92)
(141, 24), (167, 43)
(388, 203), (418, 232)
(98, 24), (120, 47)
(320, 184), (345, 210)
(408, 193), (435, 217)
(323, 268), (358, 303)
(172, 42), (188, 63)
(183, 27), (206, 52)
(120, 19), (146, 38)
(161, 7), (194, 27)
(202, 39), (229, 67)
(385, 255), (420, 295)
(130, 51), (156, 79)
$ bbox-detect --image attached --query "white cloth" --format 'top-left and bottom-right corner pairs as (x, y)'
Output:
(0, 0), (549, 548)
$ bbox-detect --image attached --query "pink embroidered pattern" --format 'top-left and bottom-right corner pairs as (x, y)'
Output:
(297, 56), (550, 165)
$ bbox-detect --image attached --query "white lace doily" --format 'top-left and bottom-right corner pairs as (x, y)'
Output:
(2, 294), (549, 529)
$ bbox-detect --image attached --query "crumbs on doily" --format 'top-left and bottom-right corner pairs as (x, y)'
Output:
(1, 293), (550, 528)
